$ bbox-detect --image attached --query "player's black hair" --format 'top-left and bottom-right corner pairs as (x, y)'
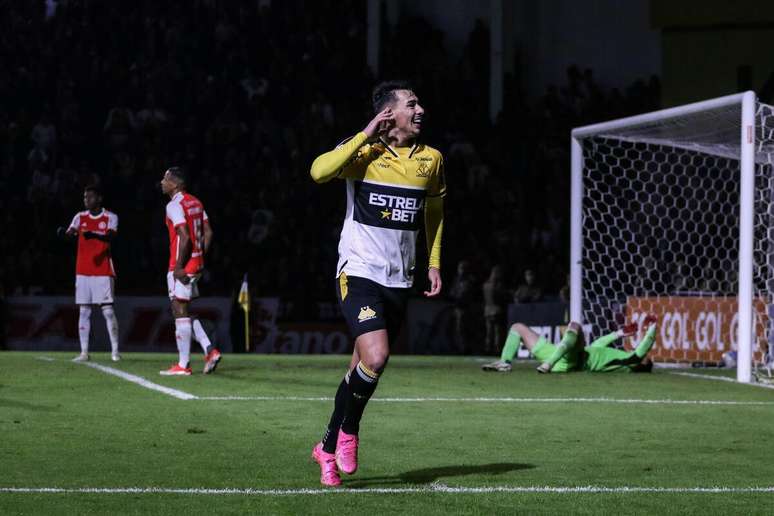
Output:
(84, 184), (102, 197)
(372, 80), (414, 113)
(166, 166), (187, 186)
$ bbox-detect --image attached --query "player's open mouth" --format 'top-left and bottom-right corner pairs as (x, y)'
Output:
(412, 117), (423, 127)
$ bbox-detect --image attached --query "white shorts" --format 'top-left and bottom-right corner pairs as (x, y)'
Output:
(167, 271), (200, 301)
(75, 275), (115, 305)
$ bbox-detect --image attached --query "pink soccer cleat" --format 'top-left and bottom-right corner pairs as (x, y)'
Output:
(203, 348), (222, 374)
(159, 364), (192, 376)
(335, 430), (359, 475)
(312, 443), (341, 486)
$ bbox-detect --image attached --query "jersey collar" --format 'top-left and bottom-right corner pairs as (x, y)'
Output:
(378, 138), (420, 159)
(87, 209), (105, 219)
(171, 191), (184, 202)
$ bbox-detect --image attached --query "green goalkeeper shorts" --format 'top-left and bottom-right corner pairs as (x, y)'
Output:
(531, 337), (579, 373)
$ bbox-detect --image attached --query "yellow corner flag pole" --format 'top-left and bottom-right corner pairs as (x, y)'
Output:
(238, 274), (250, 351)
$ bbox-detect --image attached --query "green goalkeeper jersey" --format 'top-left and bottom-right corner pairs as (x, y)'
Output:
(583, 325), (657, 372)
(531, 326), (657, 373)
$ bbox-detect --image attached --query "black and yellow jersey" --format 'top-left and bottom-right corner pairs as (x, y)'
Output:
(310, 131), (445, 288)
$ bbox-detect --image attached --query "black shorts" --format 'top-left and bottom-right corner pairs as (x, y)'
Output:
(336, 273), (409, 342)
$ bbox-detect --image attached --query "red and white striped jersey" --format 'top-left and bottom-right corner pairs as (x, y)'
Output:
(68, 209), (118, 276)
(165, 192), (208, 274)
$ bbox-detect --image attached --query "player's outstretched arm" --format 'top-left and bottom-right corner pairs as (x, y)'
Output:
(633, 315), (658, 358)
(309, 108), (394, 183)
(588, 332), (619, 349)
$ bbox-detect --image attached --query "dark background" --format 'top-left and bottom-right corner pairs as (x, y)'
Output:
(3, 0), (769, 340)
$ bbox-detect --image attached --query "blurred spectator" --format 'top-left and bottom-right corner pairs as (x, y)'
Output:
(514, 269), (543, 303)
(448, 260), (478, 353)
(482, 265), (508, 354)
(559, 274), (570, 303)
(0, 0), (661, 307)
(30, 112), (57, 154)
(104, 105), (136, 151)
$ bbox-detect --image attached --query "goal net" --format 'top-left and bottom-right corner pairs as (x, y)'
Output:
(570, 92), (774, 382)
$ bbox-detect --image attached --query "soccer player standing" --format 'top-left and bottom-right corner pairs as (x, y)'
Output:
(159, 167), (221, 376)
(309, 81), (445, 486)
(60, 186), (120, 362)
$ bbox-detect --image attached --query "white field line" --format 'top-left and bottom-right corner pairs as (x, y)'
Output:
(75, 362), (774, 405)
(35, 356), (55, 362)
(197, 395), (774, 406)
(2, 484), (774, 495)
(80, 362), (198, 400)
(670, 371), (774, 391)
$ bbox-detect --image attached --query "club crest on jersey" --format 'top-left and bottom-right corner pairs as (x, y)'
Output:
(353, 181), (426, 231)
(98, 222), (107, 229)
(415, 161), (430, 177)
(358, 306), (377, 323)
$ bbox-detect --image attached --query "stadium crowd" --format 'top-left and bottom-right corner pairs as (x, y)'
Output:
(0, 1), (660, 323)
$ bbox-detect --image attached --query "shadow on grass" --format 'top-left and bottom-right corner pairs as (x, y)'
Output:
(344, 462), (535, 488)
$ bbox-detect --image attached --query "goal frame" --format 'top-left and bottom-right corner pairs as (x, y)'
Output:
(570, 91), (756, 383)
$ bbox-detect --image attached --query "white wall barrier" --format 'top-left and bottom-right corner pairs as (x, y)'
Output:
(7, 296), (232, 352)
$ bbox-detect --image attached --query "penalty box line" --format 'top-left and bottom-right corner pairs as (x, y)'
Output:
(79, 362), (198, 400)
(2, 485), (774, 495)
(76, 363), (774, 405)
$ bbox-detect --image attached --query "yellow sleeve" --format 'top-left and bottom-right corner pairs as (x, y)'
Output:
(309, 132), (369, 183)
(425, 196), (443, 270)
(427, 153), (447, 198)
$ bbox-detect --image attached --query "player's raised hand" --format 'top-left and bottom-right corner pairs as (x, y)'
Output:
(362, 108), (395, 139)
(424, 267), (442, 298)
(619, 322), (638, 337)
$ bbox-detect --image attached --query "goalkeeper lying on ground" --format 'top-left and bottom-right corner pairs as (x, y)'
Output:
(481, 315), (658, 373)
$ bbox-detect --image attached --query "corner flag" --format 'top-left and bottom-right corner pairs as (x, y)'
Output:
(238, 274), (250, 351)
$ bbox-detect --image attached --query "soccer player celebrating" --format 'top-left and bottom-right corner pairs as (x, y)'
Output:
(59, 185), (120, 362)
(308, 81), (446, 486)
(159, 167), (221, 376)
(482, 315), (658, 373)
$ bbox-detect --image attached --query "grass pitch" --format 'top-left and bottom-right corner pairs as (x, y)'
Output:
(2, 352), (774, 515)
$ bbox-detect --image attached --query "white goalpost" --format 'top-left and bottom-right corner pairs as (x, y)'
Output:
(570, 91), (774, 383)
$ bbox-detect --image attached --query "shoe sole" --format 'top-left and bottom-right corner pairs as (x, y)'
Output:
(203, 355), (222, 374)
(159, 372), (191, 376)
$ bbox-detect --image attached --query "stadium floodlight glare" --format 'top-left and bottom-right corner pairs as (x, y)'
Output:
(569, 91), (774, 383)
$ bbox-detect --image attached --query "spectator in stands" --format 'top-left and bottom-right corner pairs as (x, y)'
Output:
(448, 260), (478, 354)
(30, 112), (57, 154)
(482, 265), (508, 354)
(0, 0), (660, 306)
(559, 274), (570, 303)
(514, 269), (543, 303)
